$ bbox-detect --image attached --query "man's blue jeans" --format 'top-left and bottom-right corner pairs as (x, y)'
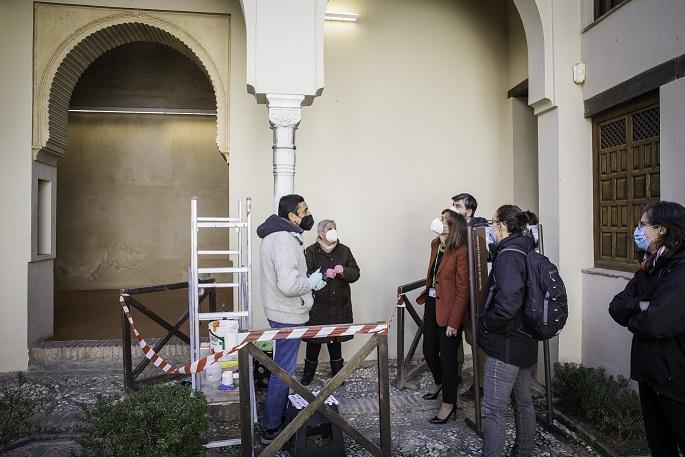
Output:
(262, 320), (301, 430)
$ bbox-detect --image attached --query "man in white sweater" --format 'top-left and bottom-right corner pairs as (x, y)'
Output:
(256, 194), (326, 443)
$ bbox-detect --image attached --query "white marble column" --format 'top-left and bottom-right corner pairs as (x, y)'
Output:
(267, 94), (305, 212)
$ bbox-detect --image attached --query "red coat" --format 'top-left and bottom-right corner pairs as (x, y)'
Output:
(417, 241), (469, 329)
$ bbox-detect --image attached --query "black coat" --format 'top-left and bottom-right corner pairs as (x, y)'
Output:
(609, 246), (685, 403)
(304, 241), (360, 343)
(478, 233), (538, 368)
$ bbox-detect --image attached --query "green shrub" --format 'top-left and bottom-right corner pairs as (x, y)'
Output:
(553, 362), (643, 441)
(0, 384), (39, 448)
(74, 385), (208, 457)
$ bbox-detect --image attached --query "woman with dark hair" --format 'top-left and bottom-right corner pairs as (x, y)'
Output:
(609, 201), (685, 455)
(415, 208), (469, 423)
(480, 204), (537, 457)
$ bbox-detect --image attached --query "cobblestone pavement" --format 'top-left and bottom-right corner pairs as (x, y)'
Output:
(0, 361), (602, 457)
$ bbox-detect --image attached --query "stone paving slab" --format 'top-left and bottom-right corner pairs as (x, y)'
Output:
(1, 360), (604, 457)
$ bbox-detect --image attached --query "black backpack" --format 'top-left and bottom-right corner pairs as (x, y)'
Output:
(501, 248), (568, 340)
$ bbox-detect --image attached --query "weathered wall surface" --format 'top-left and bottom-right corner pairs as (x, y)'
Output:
(56, 112), (228, 290)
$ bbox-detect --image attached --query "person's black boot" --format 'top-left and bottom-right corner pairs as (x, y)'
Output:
(300, 359), (318, 386)
(330, 358), (345, 385)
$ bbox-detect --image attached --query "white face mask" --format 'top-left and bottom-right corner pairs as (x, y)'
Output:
(325, 228), (338, 243)
(430, 218), (445, 236)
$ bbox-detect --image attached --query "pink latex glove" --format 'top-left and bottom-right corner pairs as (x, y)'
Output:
(333, 265), (344, 275)
(325, 268), (337, 279)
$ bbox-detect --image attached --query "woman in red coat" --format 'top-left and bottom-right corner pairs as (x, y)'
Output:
(416, 208), (469, 423)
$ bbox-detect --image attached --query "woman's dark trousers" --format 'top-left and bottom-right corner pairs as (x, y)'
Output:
(422, 296), (461, 404)
(639, 382), (685, 456)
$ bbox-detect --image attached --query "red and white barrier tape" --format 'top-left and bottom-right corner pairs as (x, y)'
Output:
(120, 294), (392, 375)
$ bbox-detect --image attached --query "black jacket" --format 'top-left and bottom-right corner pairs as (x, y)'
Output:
(609, 246), (685, 403)
(304, 242), (360, 343)
(256, 214), (303, 239)
(478, 233), (538, 368)
(469, 216), (490, 228)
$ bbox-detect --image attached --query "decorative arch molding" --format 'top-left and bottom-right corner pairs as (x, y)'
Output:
(33, 8), (230, 164)
(513, 0), (556, 115)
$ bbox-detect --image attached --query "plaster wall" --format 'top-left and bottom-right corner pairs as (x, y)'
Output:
(0, 0), (33, 370)
(660, 77), (685, 205)
(551, 0), (593, 363)
(56, 113), (228, 290)
(511, 98), (539, 215)
(507, 0), (529, 89)
(231, 0), (516, 360)
(581, 0), (685, 99)
(581, 270), (632, 377)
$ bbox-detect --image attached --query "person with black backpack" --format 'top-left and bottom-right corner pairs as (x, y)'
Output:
(479, 205), (537, 457)
(609, 201), (685, 456)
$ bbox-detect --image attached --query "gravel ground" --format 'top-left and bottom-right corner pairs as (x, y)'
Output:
(0, 361), (602, 457)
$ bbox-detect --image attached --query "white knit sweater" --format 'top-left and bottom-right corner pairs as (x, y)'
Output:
(259, 231), (313, 324)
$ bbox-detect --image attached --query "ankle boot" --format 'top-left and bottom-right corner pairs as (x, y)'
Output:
(330, 358), (345, 384)
(300, 359), (318, 386)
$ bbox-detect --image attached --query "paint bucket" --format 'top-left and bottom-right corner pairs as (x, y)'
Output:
(208, 320), (239, 359)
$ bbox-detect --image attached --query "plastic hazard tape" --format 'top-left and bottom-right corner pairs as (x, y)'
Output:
(120, 294), (391, 375)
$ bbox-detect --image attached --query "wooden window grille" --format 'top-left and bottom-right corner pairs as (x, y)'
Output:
(593, 98), (660, 272)
(594, 0), (630, 19)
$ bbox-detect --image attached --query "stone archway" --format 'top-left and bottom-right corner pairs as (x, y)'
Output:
(27, 4), (231, 344)
(33, 8), (230, 164)
(513, 0), (555, 115)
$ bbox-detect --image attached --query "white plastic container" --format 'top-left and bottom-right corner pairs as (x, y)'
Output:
(221, 370), (233, 387)
(205, 362), (222, 384)
(208, 320), (239, 356)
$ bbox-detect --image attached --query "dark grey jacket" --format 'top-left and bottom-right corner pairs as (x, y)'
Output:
(478, 234), (538, 368)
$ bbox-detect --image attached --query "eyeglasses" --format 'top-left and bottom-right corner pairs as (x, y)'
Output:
(487, 219), (501, 225)
(637, 220), (659, 229)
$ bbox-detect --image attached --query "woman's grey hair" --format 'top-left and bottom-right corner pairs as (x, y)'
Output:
(317, 219), (335, 233)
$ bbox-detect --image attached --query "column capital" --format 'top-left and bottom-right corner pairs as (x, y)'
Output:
(267, 94), (305, 127)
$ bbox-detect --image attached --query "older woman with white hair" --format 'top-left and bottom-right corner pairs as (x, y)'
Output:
(300, 219), (360, 385)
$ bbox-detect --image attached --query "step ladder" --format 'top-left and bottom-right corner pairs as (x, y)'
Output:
(188, 196), (255, 449)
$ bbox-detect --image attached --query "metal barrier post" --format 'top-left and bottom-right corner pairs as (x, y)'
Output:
(239, 345), (254, 457)
(538, 224), (555, 428)
(396, 290), (406, 389)
(377, 332), (392, 457)
(465, 226), (483, 434)
(122, 294), (134, 390)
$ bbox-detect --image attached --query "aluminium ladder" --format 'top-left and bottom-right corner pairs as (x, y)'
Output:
(188, 196), (255, 449)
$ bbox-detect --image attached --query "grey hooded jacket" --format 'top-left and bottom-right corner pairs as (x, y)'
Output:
(257, 215), (313, 324)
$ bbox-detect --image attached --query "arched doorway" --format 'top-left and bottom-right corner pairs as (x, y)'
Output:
(53, 41), (230, 340)
(30, 7), (231, 343)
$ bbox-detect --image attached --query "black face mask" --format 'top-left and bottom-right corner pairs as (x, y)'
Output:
(299, 214), (314, 231)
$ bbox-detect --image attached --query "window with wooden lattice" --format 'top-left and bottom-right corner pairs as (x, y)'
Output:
(594, 0), (630, 19)
(593, 97), (660, 272)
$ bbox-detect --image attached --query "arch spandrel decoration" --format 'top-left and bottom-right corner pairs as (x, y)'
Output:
(33, 11), (229, 165)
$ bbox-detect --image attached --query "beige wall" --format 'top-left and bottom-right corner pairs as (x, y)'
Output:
(231, 0), (517, 359)
(0, 0), (33, 371)
(511, 98), (538, 214)
(507, 0), (528, 89)
(56, 113), (228, 290)
(581, 0), (685, 99)
(582, 270), (632, 377)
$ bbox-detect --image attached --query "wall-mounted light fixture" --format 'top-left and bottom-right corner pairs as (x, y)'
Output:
(573, 63), (586, 85)
(325, 12), (359, 22)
